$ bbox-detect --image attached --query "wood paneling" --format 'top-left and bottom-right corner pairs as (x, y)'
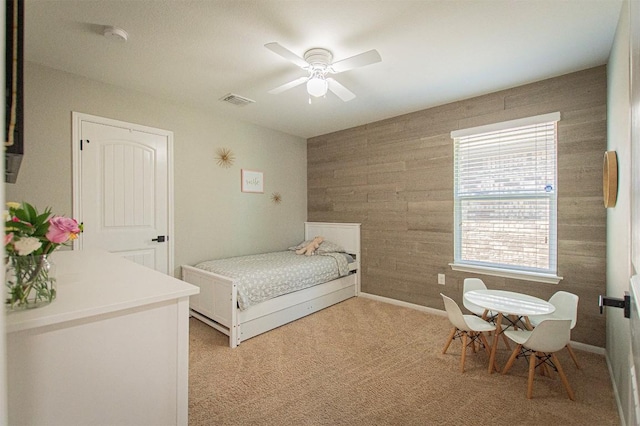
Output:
(307, 66), (608, 347)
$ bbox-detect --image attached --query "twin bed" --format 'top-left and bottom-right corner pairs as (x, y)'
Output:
(182, 222), (361, 348)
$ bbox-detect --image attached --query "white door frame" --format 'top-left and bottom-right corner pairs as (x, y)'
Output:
(71, 112), (175, 274)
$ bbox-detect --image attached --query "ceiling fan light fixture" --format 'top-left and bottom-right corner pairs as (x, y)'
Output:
(266, 42), (381, 102)
(307, 76), (328, 97)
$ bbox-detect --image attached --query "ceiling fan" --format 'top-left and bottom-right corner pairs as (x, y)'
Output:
(265, 42), (382, 102)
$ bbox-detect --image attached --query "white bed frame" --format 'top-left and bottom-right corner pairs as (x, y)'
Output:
(182, 222), (361, 348)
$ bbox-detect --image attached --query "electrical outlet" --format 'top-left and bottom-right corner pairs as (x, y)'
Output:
(438, 274), (445, 285)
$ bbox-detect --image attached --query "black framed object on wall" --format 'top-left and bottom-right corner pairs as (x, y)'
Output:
(5, 0), (24, 183)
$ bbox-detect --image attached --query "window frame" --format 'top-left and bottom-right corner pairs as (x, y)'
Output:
(449, 112), (563, 284)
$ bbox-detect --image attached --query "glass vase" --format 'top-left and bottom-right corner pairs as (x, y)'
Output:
(5, 254), (56, 311)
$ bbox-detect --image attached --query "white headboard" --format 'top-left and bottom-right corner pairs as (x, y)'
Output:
(305, 222), (361, 257)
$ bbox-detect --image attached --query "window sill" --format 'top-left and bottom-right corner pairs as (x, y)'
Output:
(449, 263), (563, 284)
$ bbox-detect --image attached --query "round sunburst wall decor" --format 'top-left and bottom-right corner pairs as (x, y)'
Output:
(215, 147), (235, 168)
(603, 151), (618, 208)
(271, 192), (282, 204)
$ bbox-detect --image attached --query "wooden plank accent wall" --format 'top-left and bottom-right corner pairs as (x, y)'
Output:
(307, 66), (607, 347)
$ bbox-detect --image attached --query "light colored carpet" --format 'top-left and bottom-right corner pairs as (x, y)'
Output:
(189, 297), (619, 425)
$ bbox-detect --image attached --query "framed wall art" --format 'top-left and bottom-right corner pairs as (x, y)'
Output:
(241, 169), (264, 193)
(5, 0), (24, 183)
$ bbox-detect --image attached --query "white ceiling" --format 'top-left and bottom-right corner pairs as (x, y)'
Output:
(25, 0), (623, 139)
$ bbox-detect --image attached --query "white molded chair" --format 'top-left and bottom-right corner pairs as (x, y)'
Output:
(441, 293), (497, 373)
(462, 278), (511, 351)
(502, 319), (575, 400)
(463, 278), (496, 321)
(528, 291), (580, 369)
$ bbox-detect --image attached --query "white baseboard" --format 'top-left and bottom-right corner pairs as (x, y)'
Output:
(358, 292), (447, 317)
(358, 291), (605, 354)
(605, 353), (627, 426)
(570, 340), (605, 355)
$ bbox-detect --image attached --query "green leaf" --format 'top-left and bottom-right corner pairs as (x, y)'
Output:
(5, 221), (33, 234)
(14, 207), (30, 223)
(35, 211), (52, 227)
(23, 202), (37, 222)
(34, 221), (50, 237)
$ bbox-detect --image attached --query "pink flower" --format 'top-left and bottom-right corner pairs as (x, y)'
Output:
(46, 216), (81, 244)
(4, 232), (13, 246)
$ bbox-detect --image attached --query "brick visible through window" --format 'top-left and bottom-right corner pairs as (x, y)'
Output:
(451, 112), (560, 276)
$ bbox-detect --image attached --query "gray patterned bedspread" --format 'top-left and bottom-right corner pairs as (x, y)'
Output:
(195, 251), (350, 311)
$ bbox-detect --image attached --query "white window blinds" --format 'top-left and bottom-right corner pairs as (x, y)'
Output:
(452, 112), (560, 276)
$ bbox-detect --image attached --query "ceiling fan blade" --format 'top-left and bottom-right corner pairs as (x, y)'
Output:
(330, 49), (382, 73)
(265, 42), (309, 69)
(268, 76), (309, 94)
(327, 78), (356, 102)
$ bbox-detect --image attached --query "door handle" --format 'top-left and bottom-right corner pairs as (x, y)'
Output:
(152, 235), (166, 243)
(599, 292), (630, 318)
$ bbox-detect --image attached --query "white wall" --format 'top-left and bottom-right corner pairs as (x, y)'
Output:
(606, 1), (633, 423)
(5, 62), (308, 275)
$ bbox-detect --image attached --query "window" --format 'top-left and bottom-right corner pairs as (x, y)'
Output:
(450, 112), (561, 284)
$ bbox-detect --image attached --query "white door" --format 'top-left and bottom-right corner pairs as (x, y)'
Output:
(632, 0), (640, 422)
(72, 113), (173, 274)
(631, 277), (640, 425)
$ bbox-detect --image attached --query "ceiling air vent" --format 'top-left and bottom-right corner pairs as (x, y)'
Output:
(219, 93), (255, 107)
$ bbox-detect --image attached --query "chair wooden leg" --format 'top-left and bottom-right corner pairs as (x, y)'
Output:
(501, 332), (511, 350)
(510, 315), (519, 330)
(461, 333), (468, 373)
(479, 332), (491, 356)
(479, 332), (499, 372)
(502, 344), (522, 374)
(566, 344), (581, 369)
(442, 327), (456, 354)
(525, 316), (533, 330)
(536, 352), (544, 376)
(527, 351), (537, 399)
(488, 314), (503, 374)
(552, 353), (575, 401)
(538, 352), (550, 377)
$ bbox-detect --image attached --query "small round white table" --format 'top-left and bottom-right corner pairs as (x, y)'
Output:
(464, 289), (555, 373)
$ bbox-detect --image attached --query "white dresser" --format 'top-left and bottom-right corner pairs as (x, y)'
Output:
(5, 249), (199, 426)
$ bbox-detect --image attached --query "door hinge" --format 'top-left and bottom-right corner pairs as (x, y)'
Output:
(80, 139), (90, 151)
